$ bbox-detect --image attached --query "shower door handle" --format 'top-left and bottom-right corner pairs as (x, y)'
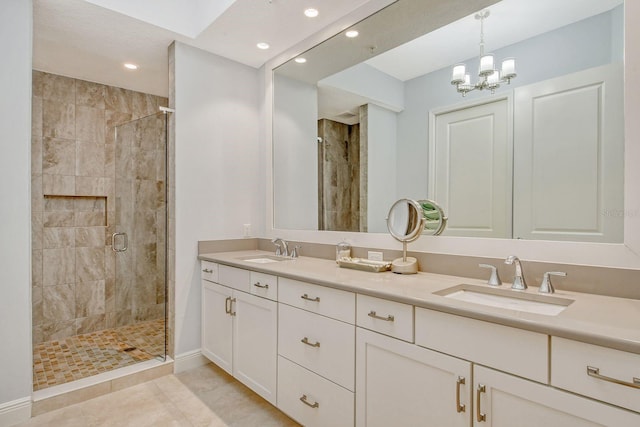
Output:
(112, 232), (128, 252)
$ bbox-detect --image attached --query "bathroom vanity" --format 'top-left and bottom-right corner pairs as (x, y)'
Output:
(199, 250), (640, 426)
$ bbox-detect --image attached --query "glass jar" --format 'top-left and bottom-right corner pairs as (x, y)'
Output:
(336, 241), (351, 262)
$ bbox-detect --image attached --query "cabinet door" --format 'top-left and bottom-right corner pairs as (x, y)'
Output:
(233, 290), (278, 405)
(201, 280), (233, 374)
(473, 365), (640, 427)
(356, 328), (471, 427)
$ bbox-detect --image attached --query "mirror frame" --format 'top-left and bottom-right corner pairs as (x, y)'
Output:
(262, 0), (640, 270)
(387, 199), (426, 242)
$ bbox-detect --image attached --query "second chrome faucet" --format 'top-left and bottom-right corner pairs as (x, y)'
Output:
(505, 255), (527, 290)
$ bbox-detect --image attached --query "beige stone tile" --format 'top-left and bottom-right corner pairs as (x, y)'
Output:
(32, 249), (43, 287)
(43, 100), (75, 139)
(76, 141), (105, 177)
(75, 280), (105, 316)
(43, 174), (76, 195)
(74, 211), (106, 227)
(39, 72), (76, 103)
(31, 380), (110, 417)
(76, 105), (105, 144)
(43, 284), (76, 321)
(75, 226), (105, 247)
(76, 79), (105, 108)
(32, 173), (43, 212)
(43, 211), (75, 227)
(40, 319), (76, 342)
(75, 313), (106, 335)
(75, 176), (106, 197)
(20, 400), (88, 426)
(105, 86), (133, 114)
(105, 109), (132, 128)
(43, 137), (76, 175)
(43, 227), (75, 249)
(32, 70), (45, 98)
(75, 247), (105, 283)
(111, 363), (174, 392)
(104, 277), (115, 314)
(32, 211), (43, 250)
(32, 285), (43, 327)
(44, 195), (74, 212)
(43, 247), (75, 286)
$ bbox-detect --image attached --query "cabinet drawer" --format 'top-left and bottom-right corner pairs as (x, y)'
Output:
(200, 260), (219, 283)
(279, 277), (355, 323)
(278, 356), (354, 427)
(249, 271), (277, 301)
(551, 337), (640, 413)
(278, 304), (355, 391)
(218, 265), (250, 293)
(356, 294), (414, 342)
(415, 308), (548, 383)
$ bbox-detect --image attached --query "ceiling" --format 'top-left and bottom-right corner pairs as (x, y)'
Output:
(33, 0), (381, 97)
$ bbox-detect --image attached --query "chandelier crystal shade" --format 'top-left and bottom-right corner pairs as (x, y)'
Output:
(451, 10), (516, 96)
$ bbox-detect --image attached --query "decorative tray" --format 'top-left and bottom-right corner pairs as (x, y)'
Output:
(338, 257), (391, 273)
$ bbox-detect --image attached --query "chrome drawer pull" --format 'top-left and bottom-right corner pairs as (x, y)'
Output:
(229, 298), (236, 316)
(253, 282), (269, 289)
(301, 337), (320, 348)
(587, 366), (640, 389)
(202, 268), (213, 273)
(456, 376), (466, 413)
(224, 296), (231, 314)
(299, 394), (319, 409)
(301, 294), (320, 302)
(476, 384), (486, 422)
(368, 311), (395, 322)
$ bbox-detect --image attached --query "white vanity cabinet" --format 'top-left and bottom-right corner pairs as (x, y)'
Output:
(413, 307), (640, 427)
(201, 263), (277, 405)
(473, 365), (640, 426)
(277, 278), (356, 427)
(356, 327), (471, 427)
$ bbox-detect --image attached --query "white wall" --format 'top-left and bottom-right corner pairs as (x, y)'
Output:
(367, 104), (397, 232)
(173, 42), (260, 356)
(0, 0), (33, 424)
(273, 74), (318, 230)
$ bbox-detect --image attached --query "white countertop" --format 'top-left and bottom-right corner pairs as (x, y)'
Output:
(199, 250), (640, 354)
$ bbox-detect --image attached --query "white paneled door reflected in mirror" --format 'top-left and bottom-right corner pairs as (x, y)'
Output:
(273, 0), (624, 243)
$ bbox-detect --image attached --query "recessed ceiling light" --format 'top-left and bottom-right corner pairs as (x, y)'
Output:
(345, 30), (359, 38)
(257, 42), (270, 50)
(295, 57), (307, 64)
(124, 63), (138, 70)
(304, 8), (319, 18)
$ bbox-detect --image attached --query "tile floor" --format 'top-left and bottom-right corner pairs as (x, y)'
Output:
(33, 319), (165, 391)
(19, 363), (300, 426)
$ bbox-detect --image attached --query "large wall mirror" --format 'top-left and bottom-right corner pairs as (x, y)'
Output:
(272, 0), (625, 245)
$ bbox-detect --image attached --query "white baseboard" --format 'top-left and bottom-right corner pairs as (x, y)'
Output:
(0, 396), (31, 426)
(174, 349), (209, 373)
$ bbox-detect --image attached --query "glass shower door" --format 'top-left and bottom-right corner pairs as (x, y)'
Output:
(113, 111), (168, 361)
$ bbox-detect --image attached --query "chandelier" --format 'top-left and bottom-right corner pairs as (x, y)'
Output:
(450, 10), (516, 96)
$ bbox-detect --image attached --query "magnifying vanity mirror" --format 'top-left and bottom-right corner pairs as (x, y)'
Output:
(387, 199), (436, 274)
(419, 199), (447, 236)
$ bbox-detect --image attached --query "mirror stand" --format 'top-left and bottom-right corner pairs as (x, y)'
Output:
(392, 240), (419, 274)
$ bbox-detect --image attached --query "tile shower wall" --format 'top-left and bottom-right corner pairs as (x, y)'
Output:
(317, 118), (361, 232)
(31, 71), (168, 345)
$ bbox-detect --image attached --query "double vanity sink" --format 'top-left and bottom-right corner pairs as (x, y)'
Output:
(240, 253), (573, 317)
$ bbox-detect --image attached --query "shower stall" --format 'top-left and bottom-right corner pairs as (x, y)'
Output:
(31, 71), (169, 391)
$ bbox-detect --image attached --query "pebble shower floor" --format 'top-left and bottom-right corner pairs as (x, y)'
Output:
(33, 319), (165, 391)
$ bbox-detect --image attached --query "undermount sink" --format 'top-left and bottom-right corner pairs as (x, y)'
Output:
(434, 284), (574, 316)
(238, 255), (292, 263)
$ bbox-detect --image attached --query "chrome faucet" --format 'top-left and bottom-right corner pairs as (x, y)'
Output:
(504, 255), (527, 290)
(271, 237), (289, 257)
